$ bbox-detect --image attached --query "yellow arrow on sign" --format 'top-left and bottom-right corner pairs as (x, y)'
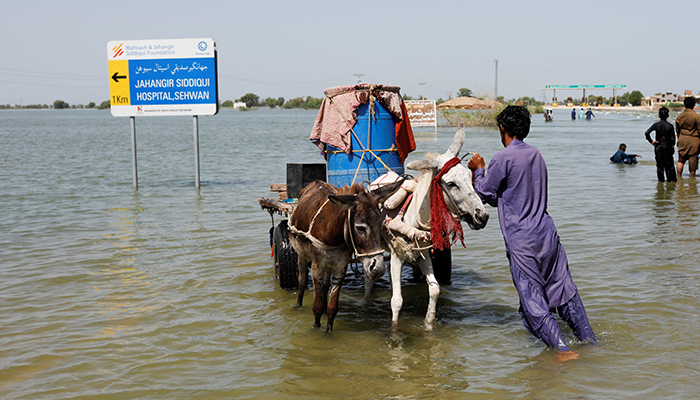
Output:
(108, 60), (130, 106)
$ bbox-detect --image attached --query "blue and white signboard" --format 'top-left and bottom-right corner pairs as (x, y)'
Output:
(108, 38), (218, 116)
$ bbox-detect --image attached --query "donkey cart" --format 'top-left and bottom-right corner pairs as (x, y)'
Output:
(258, 84), (456, 291)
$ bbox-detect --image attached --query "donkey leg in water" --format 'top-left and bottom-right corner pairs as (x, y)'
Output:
(388, 253), (404, 330)
(416, 254), (440, 331)
(311, 263), (331, 328)
(325, 267), (348, 333)
(294, 250), (311, 308)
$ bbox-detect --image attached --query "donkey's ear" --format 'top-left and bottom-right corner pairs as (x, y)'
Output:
(328, 194), (359, 210)
(406, 159), (439, 172)
(445, 125), (465, 157)
(369, 177), (405, 204)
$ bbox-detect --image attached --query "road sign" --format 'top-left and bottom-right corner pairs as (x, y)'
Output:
(405, 100), (437, 127)
(107, 38), (218, 116)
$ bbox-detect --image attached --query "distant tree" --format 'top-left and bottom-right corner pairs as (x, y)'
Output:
(221, 100), (233, 108)
(239, 93), (259, 108)
(281, 96), (322, 109)
(402, 94), (414, 101)
(87, 102), (96, 109)
(96, 100), (110, 109)
(617, 92), (630, 106)
(458, 88), (473, 97)
(628, 90), (644, 106)
(265, 97), (282, 108)
(282, 97), (303, 109)
(277, 97), (284, 107)
(53, 100), (69, 109)
(305, 96), (322, 109)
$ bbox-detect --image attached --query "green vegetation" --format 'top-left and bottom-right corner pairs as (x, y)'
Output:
(665, 102), (685, 111)
(281, 96), (322, 109)
(458, 88), (473, 98)
(0, 99), (112, 109)
(238, 93), (260, 108)
(265, 97), (285, 108)
(53, 100), (69, 109)
(0, 103), (48, 109)
(439, 94), (548, 127)
(440, 107), (503, 127)
(628, 90), (643, 106)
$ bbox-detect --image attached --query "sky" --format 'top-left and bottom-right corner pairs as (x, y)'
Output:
(2, 0), (699, 106)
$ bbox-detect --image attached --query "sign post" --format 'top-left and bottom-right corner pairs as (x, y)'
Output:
(130, 116), (138, 190)
(107, 38), (218, 190)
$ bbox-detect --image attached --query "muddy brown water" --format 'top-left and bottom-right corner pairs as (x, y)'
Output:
(1, 108), (698, 399)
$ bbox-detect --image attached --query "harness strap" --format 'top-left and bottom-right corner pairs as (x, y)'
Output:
(346, 211), (384, 258)
(397, 192), (414, 218)
(289, 198), (345, 251)
(290, 192), (383, 258)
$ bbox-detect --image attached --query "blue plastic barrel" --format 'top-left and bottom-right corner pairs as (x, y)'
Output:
(326, 101), (404, 187)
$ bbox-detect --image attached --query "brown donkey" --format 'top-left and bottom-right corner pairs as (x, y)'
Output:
(289, 179), (403, 333)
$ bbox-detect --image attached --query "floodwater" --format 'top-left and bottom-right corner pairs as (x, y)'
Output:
(1, 107), (698, 399)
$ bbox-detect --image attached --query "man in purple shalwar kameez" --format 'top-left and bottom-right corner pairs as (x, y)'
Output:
(468, 106), (596, 360)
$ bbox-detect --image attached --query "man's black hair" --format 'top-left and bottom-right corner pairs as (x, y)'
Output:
(496, 105), (531, 140)
(659, 106), (670, 120)
(683, 96), (696, 109)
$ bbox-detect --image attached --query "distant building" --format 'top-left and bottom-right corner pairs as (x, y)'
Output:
(641, 90), (700, 108)
(232, 101), (247, 109)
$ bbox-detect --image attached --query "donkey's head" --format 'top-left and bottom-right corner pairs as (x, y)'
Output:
(329, 179), (404, 280)
(407, 126), (489, 230)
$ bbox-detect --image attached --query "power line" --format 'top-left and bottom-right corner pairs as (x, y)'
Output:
(0, 67), (103, 80)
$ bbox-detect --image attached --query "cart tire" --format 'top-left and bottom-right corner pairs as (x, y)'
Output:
(431, 247), (452, 285)
(274, 220), (299, 290)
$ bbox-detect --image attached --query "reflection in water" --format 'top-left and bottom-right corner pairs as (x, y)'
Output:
(96, 201), (154, 328)
(675, 179), (699, 229)
(387, 332), (410, 375)
(651, 182), (676, 244)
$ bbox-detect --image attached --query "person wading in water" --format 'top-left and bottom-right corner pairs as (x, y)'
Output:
(468, 105), (597, 361)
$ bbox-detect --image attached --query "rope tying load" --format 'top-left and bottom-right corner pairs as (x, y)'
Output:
(326, 85), (399, 186)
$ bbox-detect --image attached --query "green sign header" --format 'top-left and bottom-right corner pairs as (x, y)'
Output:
(545, 84), (626, 89)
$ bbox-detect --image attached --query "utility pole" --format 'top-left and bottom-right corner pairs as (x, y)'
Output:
(494, 59), (499, 100)
(353, 73), (364, 85)
(419, 82), (426, 100)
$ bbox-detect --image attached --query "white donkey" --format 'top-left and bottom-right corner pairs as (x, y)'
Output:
(379, 127), (489, 331)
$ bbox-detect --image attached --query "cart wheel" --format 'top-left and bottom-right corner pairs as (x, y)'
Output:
(274, 220), (299, 290)
(431, 247), (452, 285)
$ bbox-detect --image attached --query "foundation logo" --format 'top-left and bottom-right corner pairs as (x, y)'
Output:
(198, 41), (207, 52)
(111, 43), (124, 58)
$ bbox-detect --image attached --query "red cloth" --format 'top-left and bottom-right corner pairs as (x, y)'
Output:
(395, 101), (416, 163)
(430, 157), (464, 251)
